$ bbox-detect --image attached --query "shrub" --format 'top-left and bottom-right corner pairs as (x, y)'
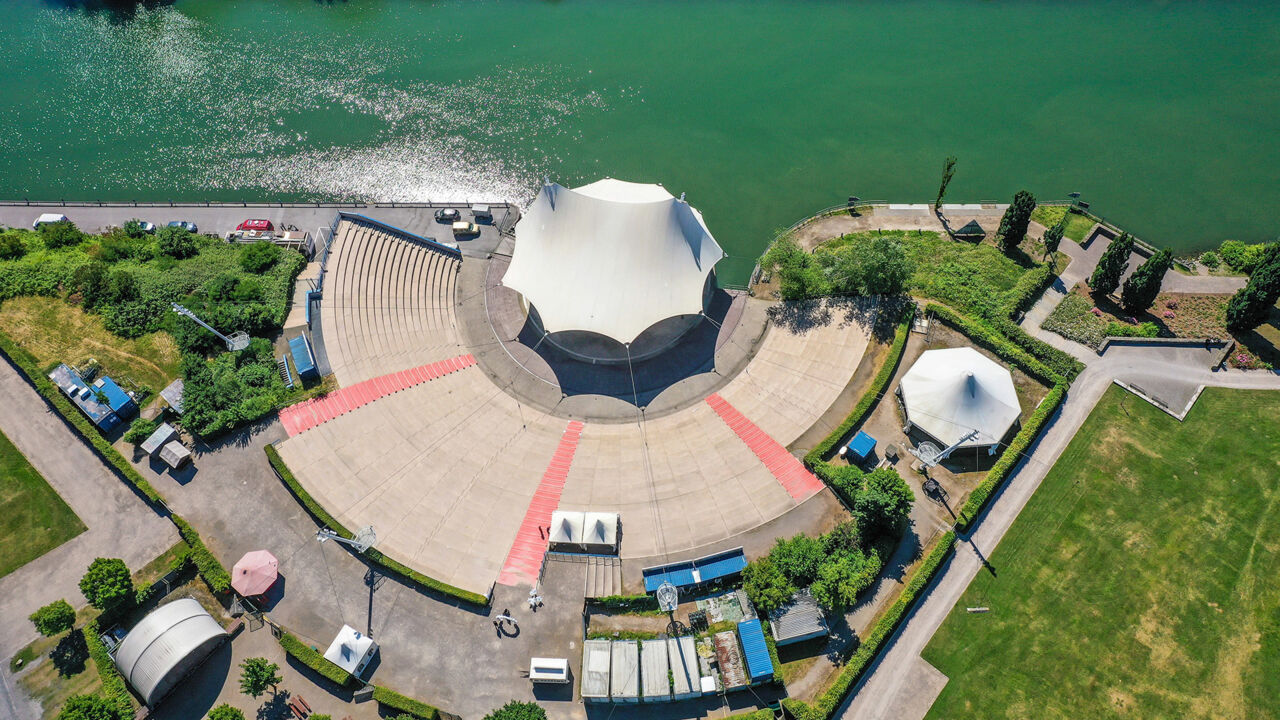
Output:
(41, 220), (86, 250)
(121, 220), (149, 240)
(759, 235), (828, 299)
(1103, 320), (1159, 339)
(82, 622), (133, 717)
(1002, 262), (1058, 318)
(79, 559), (133, 612)
(123, 417), (159, 445)
(483, 700), (547, 720)
(278, 632), (357, 687)
(372, 685), (441, 720)
(155, 225), (198, 259)
(769, 534), (826, 586)
(1199, 250), (1220, 269)
(742, 557), (794, 613)
(924, 303), (1067, 385)
(208, 705), (246, 720)
(1043, 294), (1108, 348)
(0, 230), (26, 259)
(822, 520), (862, 555)
(56, 694), (128, 720)
(239, 657), (282, 698)
(240, 241), (281, 273)
(852, 467), (914, 539)
(818, 235), (914, 295)
(31, 599), (77, 636)
(1218, 240), (1265, 273)
(810, 548), (881, 613)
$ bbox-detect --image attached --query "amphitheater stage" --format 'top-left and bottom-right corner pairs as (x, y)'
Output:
(276, 216), (881, 598)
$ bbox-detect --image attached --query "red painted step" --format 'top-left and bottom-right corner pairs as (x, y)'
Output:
(705, 393), (824, 502)
(277, 354), (477, 437)
(496, 421), (586, 587)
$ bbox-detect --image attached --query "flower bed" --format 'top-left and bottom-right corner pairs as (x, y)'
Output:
(1042, 295), (1108, 348)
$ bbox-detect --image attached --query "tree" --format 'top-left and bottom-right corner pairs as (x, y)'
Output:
(41, 220), (86, 249)
(996, 191), (1036, 254)
(741, 557), (795, 613)
(71, 262), (110, 308)
(124, 417), (159, 445)
(156, 225), (198, 259)
(56, 694), (127, 720)
(934, 156), (957, 211)
(852, 468), (914, 539)
(30, 599), (77, 636)
(0, 230), (26, 259)
(759, 235), (827, 300)
(483, 700), (548, 720)
(810, 550), (879, 613)
(79, 558), (134, 612)
(831, 235), (915, 296)
(769, 534), (825, 586)
(238, 657), (282, 698)
(1223, 246), (1280, 334)
(207, 705), (246, 720)
(1089, 231), (1135, 296)
(1120, 248), (1173, 313)
(121, 219), (149, 239)
(822, 520), (863, 555)
(1042, 217), (1065, 262)
(240, 241), (280, 273)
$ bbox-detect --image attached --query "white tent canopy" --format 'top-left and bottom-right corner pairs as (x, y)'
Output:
(548, 510), (620, 553)
(112, 598), (228, 706)
(503, 179), (726, 344)
(324, 624), (378, 680)
(898, 347), (1020, 448)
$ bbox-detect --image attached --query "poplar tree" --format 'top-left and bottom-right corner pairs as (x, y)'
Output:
(1121, 249), (1174, 313)
(1089, 232), (1135, 296)
(1042, 217), (1065, 262)
(997, 191), (1036, 254)
(935, 156), (957, 211)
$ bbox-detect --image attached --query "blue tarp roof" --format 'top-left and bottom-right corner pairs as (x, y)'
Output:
(289, 335), (317, 378)
(95, 377), (134, 414)
(47, 364), (135, 431)
(737, 619), (774, 683)
(846, 430), (876, 459)
(642, 547), (747, 592)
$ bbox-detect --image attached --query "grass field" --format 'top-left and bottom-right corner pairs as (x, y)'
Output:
(922, 386), (1280, 719)
(1031, 205), (1097, 242)
(0, 428), (85, 578)
(0, 296), (180, 396)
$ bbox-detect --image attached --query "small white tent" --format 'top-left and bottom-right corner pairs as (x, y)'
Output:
(504, 179), (726, 344)
(324, 625), (378, 680)
(898, 347), (1020, 450)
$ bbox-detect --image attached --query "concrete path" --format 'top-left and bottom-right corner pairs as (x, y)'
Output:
(0, 359), (177, 720)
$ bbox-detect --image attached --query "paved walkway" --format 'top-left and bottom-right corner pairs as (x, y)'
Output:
(0, 360), (177, 720)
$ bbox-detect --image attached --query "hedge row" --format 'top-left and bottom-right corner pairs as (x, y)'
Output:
(0, 326), (235, 595)
(775, 531), (957, 720)
(803, 305), (914, 468)
(278, 632), (358, 688)
(372, 685), (441, 720)
(172, 514), (232, 594)
(83, 621), (135, 717)
(264, 445), (490, 607)
(760, 619), (785, 685)
(1002, 262), (1059, 318)
(953, 383), (1067, 530)
(986, 313), (1085, 382)
(924, 303), (1064, 386)
(584, 594), (661, 613)
(0, 327), (164, 504)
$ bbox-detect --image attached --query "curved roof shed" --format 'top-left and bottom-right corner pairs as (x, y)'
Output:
(503, 179), (726, 344)
(113, 598), (229, 706)
(898, 347), (1020, 449)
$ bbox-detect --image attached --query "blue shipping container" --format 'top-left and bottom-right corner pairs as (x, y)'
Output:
(737, 618), (774, 683)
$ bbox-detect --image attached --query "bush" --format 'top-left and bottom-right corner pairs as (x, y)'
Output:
(769, 534), (826, 586)
(810, 548), (881, 613)
(1103, 320), (1159, 339)
(265, 445), (491, 606)
(31, 599), (77, 636)
(924, 303), (1066, 385)
(1218, 240), (1265, 273)
(278, 632), (357, 688)
(41, 220), (86, 250)
(742, 557), (795, 613)
(372, 685), (441, 720)
(817, 235), (914, 296)
(758, 235), (828, 300)
(56, 694), (128, 720)
(483, 701), (547, 720)
(180, 348), (287, 438)
(155, 225), (198, 259)
(0, 230), (26, 260)
(1042, 294), (1108, 348)
(121, 220), (149, 240)
(1002, 262), (1058, 318)
(955, 383), (1067, 530)
(852, 468), (914, 540)
(240, 241), (281, 273)
(1199, 251), (1220, 269)
(123, 417), (159, 446)
(208, 705), (246, 720)
(79, 559), (133, 612)
(82, 622), (133, 717)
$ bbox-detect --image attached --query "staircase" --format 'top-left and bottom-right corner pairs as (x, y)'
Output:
(277, 356), (294, 390)
(584, 555), (623, 599)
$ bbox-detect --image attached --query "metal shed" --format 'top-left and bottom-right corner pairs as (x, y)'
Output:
(581, 639), (611, 702)
(769, 589), (829, 646)
(610, 640), (639, 703)
(640, 638), (670, 702)
(112, 598), (228, 706)
(668, 636), (699, 701)
(713, 630), (747, 690)
(288, 335), (319, 381)
(737, 618), (775, 684)
(158, 441), (192, 470)
(140, 423), (179, 457)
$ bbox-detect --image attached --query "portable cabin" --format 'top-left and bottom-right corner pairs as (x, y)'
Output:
(288, 335), (319, 382)
(159, 441), (192, 470)
(471, 203), (493, 222)
(528, 657), (570, 684)
(668, 636), (699, 701)
(610, 640), (639, 703)
(640, 638), (670, 702)
(581, 639), (611, 703)
(140, 423), (179, 458)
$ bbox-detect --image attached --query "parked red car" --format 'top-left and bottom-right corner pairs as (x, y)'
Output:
(236, 219), (273, 232)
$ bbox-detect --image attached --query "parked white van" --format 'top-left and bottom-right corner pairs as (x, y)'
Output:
(32, 213), (69, 229)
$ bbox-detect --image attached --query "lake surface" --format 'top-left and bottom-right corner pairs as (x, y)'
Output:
(1, 0), (1277, 280)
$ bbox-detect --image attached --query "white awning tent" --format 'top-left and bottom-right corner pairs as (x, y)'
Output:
(324, 624), (378, 680)
(898, 347), (1021, 449)
(112, 598), (229, 706)
(548, 510), (619, 554)
(503, 179), (726, 344)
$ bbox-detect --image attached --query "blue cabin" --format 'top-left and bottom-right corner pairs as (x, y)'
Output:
(48, 364), (137, 432)
(737, 618), (775, 684)
(843, 430), (876, 463)
(288, 335), (319, 382)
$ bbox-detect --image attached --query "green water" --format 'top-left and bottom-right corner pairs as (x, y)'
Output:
(1, 0), (1277, 281)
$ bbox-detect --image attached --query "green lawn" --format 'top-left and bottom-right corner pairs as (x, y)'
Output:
(923, 386), (1280, 719)
(1031, 205), (1097, 242)
(0, 429), (85, 578)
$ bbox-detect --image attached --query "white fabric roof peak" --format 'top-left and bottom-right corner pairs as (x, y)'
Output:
(899, 347), (1020, 448)
(503, 179), (726, 344)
